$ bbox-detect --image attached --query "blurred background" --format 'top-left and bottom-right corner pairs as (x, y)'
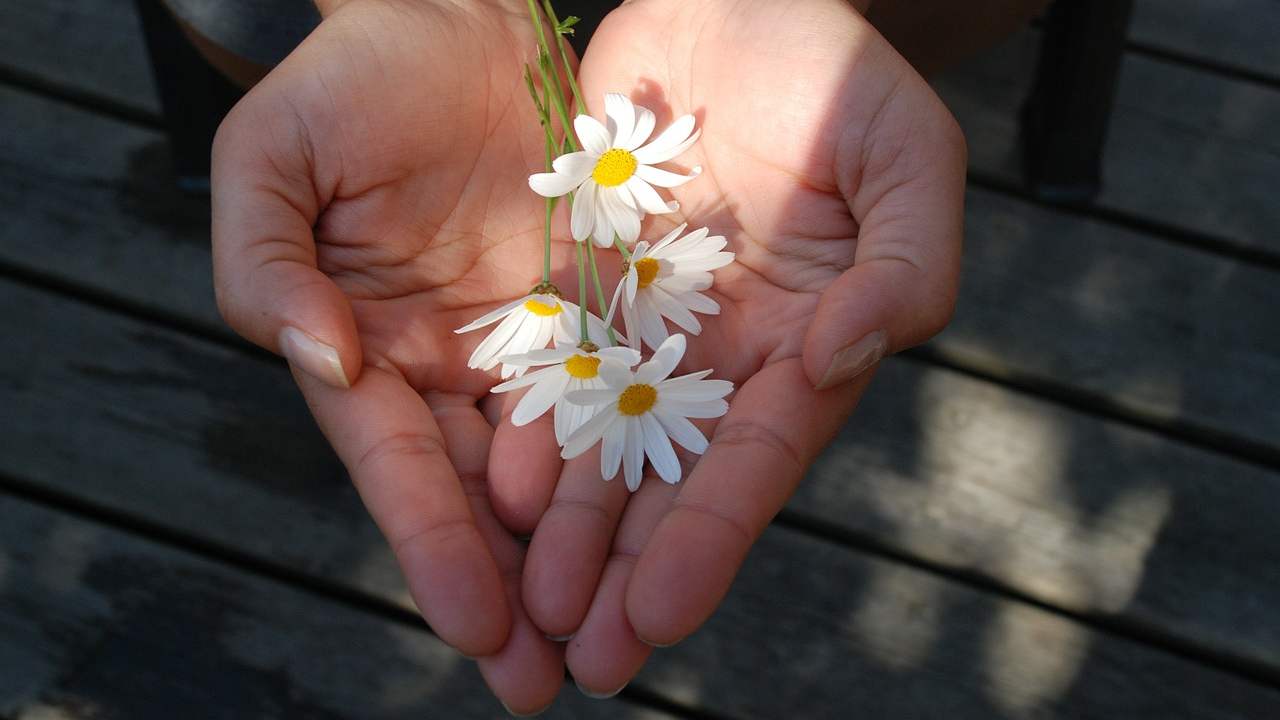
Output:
(1, 0), (1278, 718)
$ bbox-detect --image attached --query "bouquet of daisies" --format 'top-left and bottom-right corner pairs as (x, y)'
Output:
(454, 0), (734, 492)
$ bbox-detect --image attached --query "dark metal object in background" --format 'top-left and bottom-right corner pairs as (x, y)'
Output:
(1022, 0), (1135, 204)
(134, 0), (242, 193)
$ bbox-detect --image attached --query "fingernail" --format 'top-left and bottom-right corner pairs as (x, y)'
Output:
(545, 632), (574, 642)
(815, 330), (886, 391)
(575, 679), (626, 699)
(637, 635), (679, 648)
(279, 326), (350, 389)
(500, 700), (552, 717)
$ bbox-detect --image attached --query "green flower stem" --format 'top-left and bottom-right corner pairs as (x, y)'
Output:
(585, 240), (619, 346)
(542, 86), (554, 283)
(612, 235), (632, 261)
(525, 0), (578, 152)
(575, 237), (589, 343)
(540, 0), (585, 112)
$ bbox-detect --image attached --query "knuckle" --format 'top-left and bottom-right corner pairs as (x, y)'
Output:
(711, 419), (805, 475)
(354, 431), (449, 482)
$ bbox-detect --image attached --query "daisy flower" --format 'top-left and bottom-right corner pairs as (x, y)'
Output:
(491, 343), (643, 445)
(607, 224), (734, 351)
(561, 334), (733, 491)
(528, 93), (702, 248)
(454, 291), (611, 379)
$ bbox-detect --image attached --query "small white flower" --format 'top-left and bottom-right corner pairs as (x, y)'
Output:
(528, 93), (702, 248)
(491, 343), (642, 445)
(561, 334), (733, 490)
(607, 224), (734, 350)
(454, 292), (610, 378)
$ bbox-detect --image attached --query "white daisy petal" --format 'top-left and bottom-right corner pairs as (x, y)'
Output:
(636, 164), (702, 188)
(633, 115), (696, 164)
(528, 171), (581, 198)
(649, 223), (689, 254)
(604, 93), (635, 149)
(565, 388), (618, 406)
(636, 127), (701, 165)
(621, 297), (640, 352)
(571, 180), (598, 242)
(500, 347), (576, 367)
(641, 413), (681, 484)
(562, 404), (619, 459)
(635, 333), (686, 385)
(647, 284), (702, 335)
(601, 419), (624, 480)
(554, 395), (572, 445)
(669, 253), (736, 273)
(676, 290), (721, 315)
(660, 378), (734, 402)
(454, 297), (527, 334)
(661, 369), (714, 387)
(636, 294), (671, 350)
(511, 372), (570, 426)
(654, 227), (711, 257)
(625, 262), (639, 303)
(491, 365), (560, 392)
(658, 398), (729, 418)
(653, 408), (709, 454)
(624, 176), (679, 215)
(623, 416), (644, 492)
(614, 181), (637, 210)
(467, 310), (525, 369)
(656, 271), (713, 294)
(495, 313), (541, 372)
(593, 188), (615, 248)
(625, 106), (657, 151)
(552, 150), (596, 179)
(602, 188), (641, 245)
(604, 274), (626, 327)
(597, 358), (633, 388)
(574, 114), (612, 155)
(597, 346), (642, 366)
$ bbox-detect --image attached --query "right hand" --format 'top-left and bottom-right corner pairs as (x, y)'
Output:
(211, 0), (575, 712)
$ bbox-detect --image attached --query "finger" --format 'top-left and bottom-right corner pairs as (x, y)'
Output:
(487, 390), (565, 535)
(293, 364), (509, 656)
(522, 447), (630, 638)
(426, 393), (565, 716)
(625, 359), (873, 646)
(566, 473), (681, 696)
(803, 73), (966, 390)
(211, 95), (360, 388)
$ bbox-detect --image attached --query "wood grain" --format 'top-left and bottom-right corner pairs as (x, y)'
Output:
(0, 494), (674, 720)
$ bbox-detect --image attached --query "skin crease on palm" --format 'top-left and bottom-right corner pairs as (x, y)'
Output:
(210, 0), (964, 712)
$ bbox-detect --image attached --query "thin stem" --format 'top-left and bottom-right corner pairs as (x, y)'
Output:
(612, 235), (632, 261)
(575, 239), (589, 343)
(541, 87), (553, 283)
(585, 240), (619, 345)
(525, 0), (578, 151)
(541, 0), (585, 112)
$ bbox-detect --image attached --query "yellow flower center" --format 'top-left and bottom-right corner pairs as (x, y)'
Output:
(634, 257), (660, 289)
(523, 298), (562, 316)
(617, 383), (657, 416)
(592, 148), (638, 187)
(564, 354), (601, 379)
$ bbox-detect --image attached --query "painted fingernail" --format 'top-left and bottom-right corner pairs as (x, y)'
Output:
(815, 330), (887, 391)
(575, 679), (627, 699)
(279, 326), (350, 389)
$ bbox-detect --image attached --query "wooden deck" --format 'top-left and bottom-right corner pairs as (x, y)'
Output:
(2, 1), (1279, 717)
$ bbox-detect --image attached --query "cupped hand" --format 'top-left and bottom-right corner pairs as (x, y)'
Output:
(211, 0), (587, 712)
(513, 0), (966, 695)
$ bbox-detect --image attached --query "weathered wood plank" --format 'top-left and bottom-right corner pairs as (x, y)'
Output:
(1132, 0), (1280, 82)
(4, 281), (1280, 718)
(0, 0), (159, 115)
(933, 28), (1280, 256)
(0, 495), (673, 720)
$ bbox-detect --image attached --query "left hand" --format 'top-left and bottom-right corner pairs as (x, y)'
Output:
(509, 0), (966, 695)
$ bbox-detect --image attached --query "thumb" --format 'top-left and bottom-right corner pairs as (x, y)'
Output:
(210, 97), (361, 389)
(803, 85), (966, 390)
